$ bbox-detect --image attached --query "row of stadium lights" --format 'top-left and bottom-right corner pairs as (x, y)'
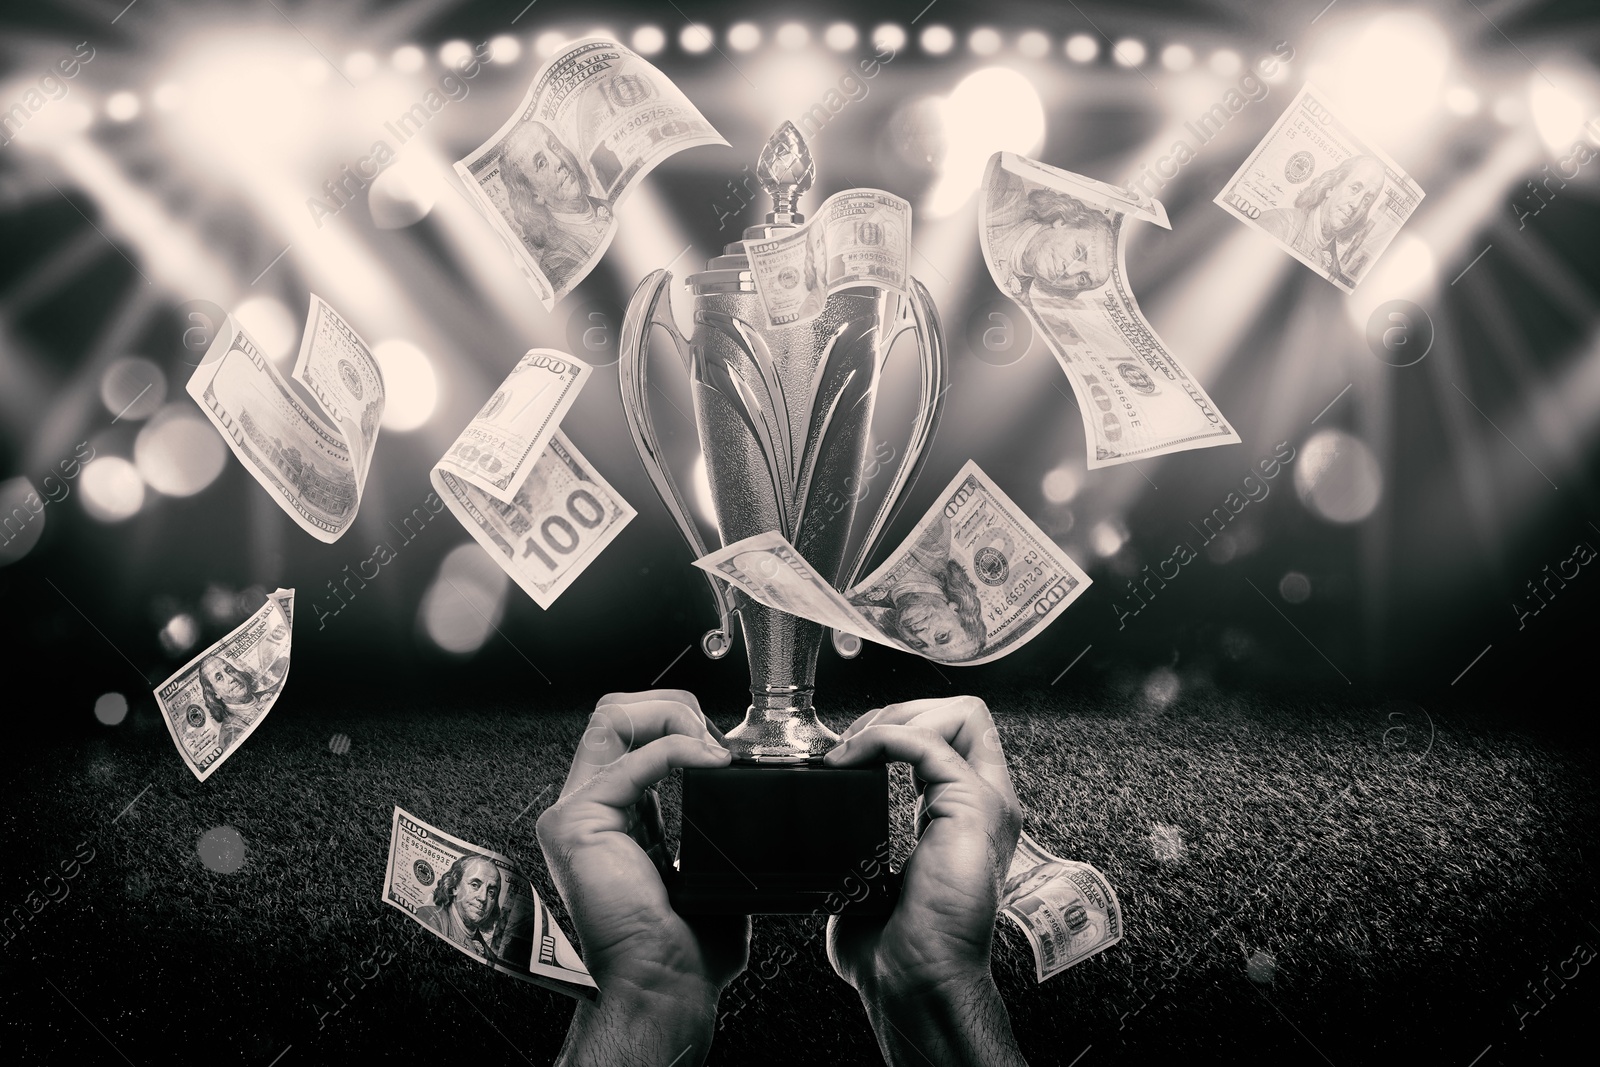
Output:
(88, 24), (1253, 126)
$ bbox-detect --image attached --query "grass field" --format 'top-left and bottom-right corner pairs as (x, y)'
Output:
(1, 678), (1595, 1065)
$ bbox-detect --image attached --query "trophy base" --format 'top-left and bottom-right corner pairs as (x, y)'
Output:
(667, 764), (901, 915)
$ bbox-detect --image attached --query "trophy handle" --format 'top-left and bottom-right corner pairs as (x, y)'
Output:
(619, 269), (738, 659)
(831, 277), (948, 658)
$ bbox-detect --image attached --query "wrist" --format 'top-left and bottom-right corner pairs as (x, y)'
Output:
(856, 970), (1028, 1067)
(559, 974), (719, 1067)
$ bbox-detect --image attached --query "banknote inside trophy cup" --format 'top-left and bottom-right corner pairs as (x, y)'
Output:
(619, 123), (942, 914)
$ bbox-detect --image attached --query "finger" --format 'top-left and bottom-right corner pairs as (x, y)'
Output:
(844, 696), (1015, 799)
(602, 689), (726, 742)
(563, 696), (720, 797)
(839, 696), (983, 742)
(597, 689), (703, 715)
(824, 722), (979, 789)
(562, 733), (732, 814)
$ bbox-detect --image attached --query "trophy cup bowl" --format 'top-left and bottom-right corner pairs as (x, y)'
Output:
(618, 123), (946, 913)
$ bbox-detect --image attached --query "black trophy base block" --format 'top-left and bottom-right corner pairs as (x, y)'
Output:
(666, 763), (902, 916)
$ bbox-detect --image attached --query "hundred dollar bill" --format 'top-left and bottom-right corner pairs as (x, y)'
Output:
(695, 460), (1090, 665)
(434, 349), (591, 505)
(291, 293), (385, 486)
(1001, 831), (1124, 982)
(747, 188), (911, 328)
(188, 296), (384, 542)
(382, 806), (596, 999)
(431, 429), (635, 609)
(454, 36), (728, 309)
(153, 589), (294, 782)
(980, 151), (1240, 469)
(1214, 84), (1425, 293)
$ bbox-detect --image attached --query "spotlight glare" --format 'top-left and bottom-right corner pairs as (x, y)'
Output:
(1209, 49), (1241, 76)
(1529, 72), (1591, 154)
(297, 57), (328, 86)
(777, 23), (809, 50)
(1017, 31), (1050, 59)
(490, 35), (523, 64)
(927, 67), (1046, 216)
(106, 91), (140, 122)
(1444, 84), (1480, 117)
(391, 45), (425, 73)
(233, 296), (297, 364)
(921, 25), (954, 55)
(373, 340), (439, 431)
(1113, 38), (1146, 67)
(1493, 93), (1521, 125)
(825, 23), (858, 51)
(632, 25), (666, 55)
(439, 40), (473, 68)
(1161, 43), (1194, 71)
(970, 28), (1002, 57)
(728, 22), (761, 52)
(1065, 34), (1098, 63)
(344, 51), (377, 81)
(80, 457), (145, 523)
(680, 24), (714, 54)
(872, 24), (907, 55)
(152, 83), (182, 111)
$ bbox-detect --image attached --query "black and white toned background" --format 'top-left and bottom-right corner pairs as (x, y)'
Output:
(1, 1), (1596, 1063)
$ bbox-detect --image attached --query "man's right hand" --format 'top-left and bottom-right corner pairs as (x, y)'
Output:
(537, 689), (747, 1066)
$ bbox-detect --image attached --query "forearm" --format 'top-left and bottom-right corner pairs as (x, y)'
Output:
(557, 978), (718, 1067)
(858, 973), (1028, 1067)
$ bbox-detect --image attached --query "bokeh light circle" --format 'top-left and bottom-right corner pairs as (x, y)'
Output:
(373, 340), (438, 430)
(106, 91), (141, 122)
(489, 35), (522, 64)
(632, 26), (666, 55)
(824, 23), (858, 52)
(197, 826), (247, 874)
(159, 613), (200, 656)
(135, 404), (226, 496)
(1065, 34), (1098, 63)
(680, 25), (713, 54)
(1113, 39), (1147, 67)
(94, 692), (128, 726)
(727, 23), (761, 52)
(1294, 430), (1382, 524)
(422, 544), (509, 654)
(1278, 571), (1311, 604)
(1041, 465), (1080, 505)
(1017, 31), (1050, 59)
(872, 24), (907, 54)
(920, 25), (954, 55)
(0, 478), (45, 566)
(80, 457), (145, 522)
(100, 357), (167, 421)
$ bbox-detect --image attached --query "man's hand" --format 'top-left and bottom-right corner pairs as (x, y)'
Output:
(537, 690), (747, 1067)
(823, 696), (1029, 1066)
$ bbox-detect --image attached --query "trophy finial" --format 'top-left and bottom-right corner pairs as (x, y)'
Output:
(757, 121), (814, 225)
